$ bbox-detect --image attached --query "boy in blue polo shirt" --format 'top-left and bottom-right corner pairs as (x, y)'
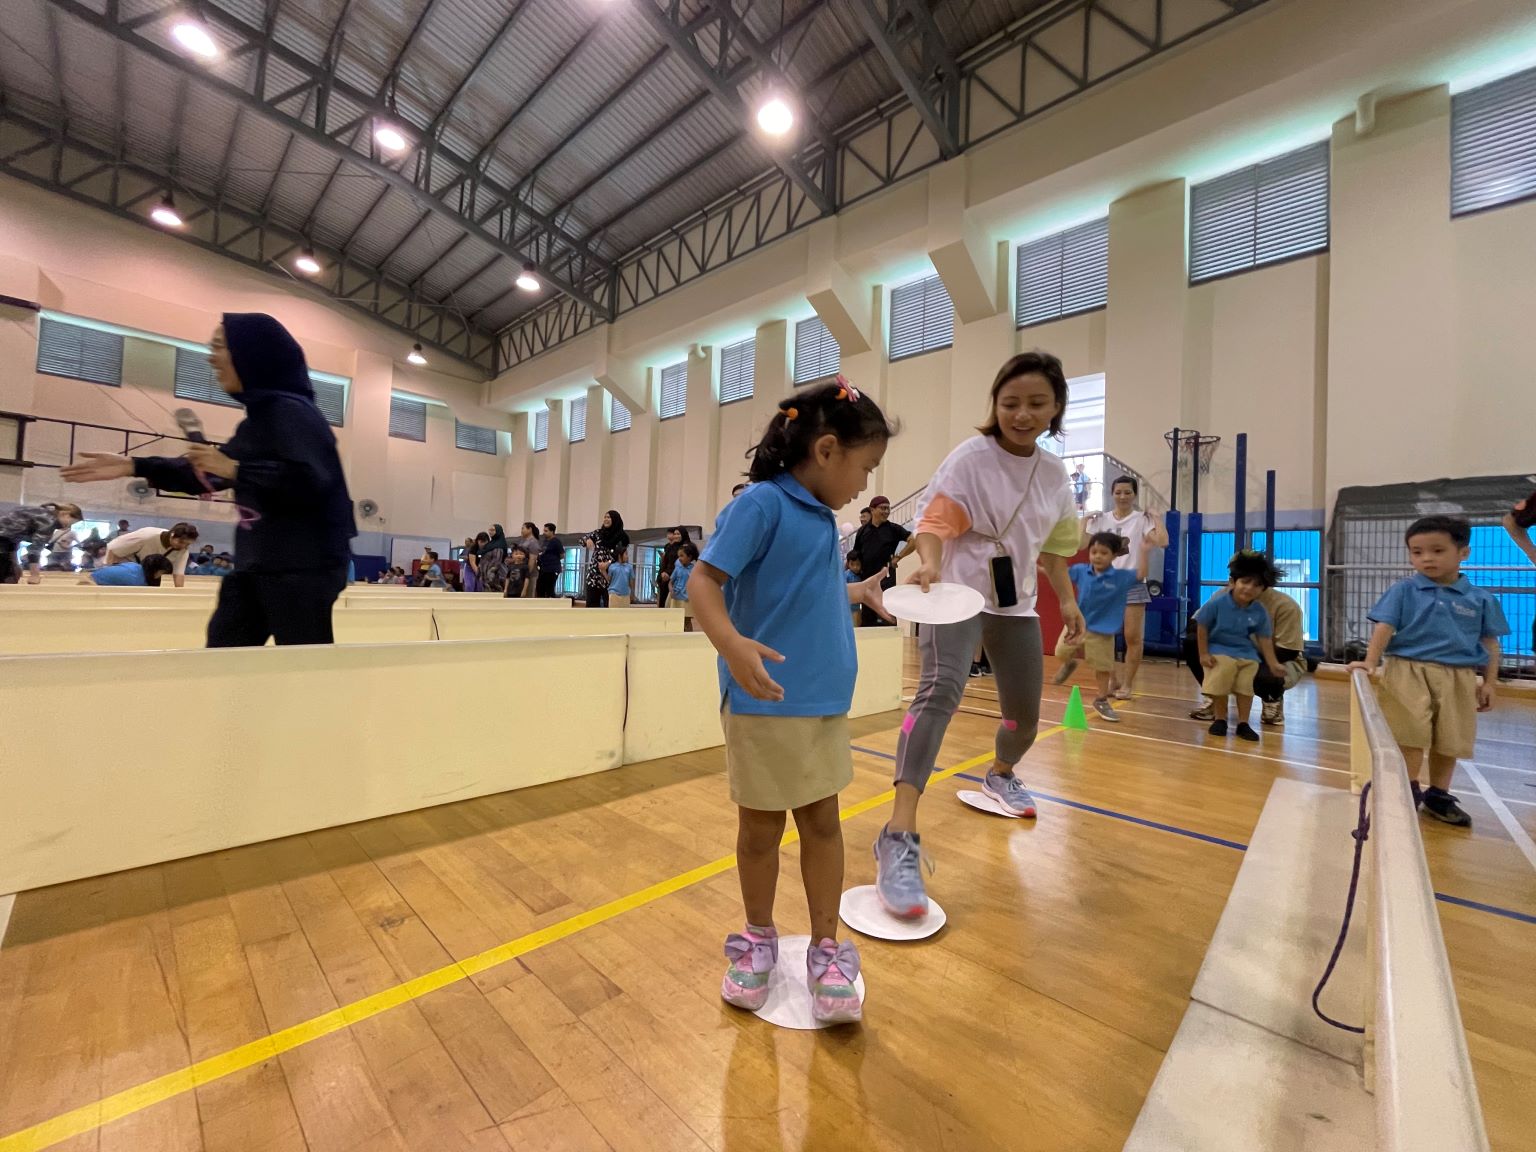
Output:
(1052, 531), (1139, 721)
(606, 547), (634, 607)
(1350, 516), (1508, 827)
(1194, 551), (1288, 742)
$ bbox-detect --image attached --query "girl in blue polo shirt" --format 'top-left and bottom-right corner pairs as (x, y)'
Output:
(690, 377), (894, 1026)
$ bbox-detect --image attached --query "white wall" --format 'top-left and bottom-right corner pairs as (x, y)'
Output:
(0, 177), (517, 546)
(483, 0), (1536, 529)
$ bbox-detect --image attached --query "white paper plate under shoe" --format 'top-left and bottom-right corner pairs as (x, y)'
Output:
(840, 885), (946, 941)
(882, 582), (985, 626)
(752, 936), (868, 1030)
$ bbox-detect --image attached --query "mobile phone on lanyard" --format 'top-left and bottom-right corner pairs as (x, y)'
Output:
(990, 554), (1018, 608)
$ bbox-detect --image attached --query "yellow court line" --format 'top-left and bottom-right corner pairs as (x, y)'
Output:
(0, 738), (1056, 1152)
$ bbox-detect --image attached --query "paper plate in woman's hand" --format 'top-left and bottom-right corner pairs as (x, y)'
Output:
(882, 583), (984, 625)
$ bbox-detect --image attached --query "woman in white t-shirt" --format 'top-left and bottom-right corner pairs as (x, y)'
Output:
(1083, 476), (1168, 698)
(872, 351), (1086, 920)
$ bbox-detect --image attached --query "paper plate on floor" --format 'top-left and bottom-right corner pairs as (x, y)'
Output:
(752, 935), (867, 1030)
(882, 583), (984, 626)
(957, 789), (1022, 818)
(840, 885), (946, 941)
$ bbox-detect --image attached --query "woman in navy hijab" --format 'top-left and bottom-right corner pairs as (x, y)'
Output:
(62, 313), (356, 645)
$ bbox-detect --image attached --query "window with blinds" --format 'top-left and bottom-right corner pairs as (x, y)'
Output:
(455, 420), (497, 454)
(1016, 218), (1108, 327)
(610, 394), (631, 432)
(534, 408), (549, 451)
(889, 274), (954, 360)
(719, 338), (755, 404)
(173, 346), (239, 408)
(388, 396), (426, 441)
(793, 317), (840, 384)
(1189, 141), (1330, 283)
(311, 379), (346, 428)
(37, 317), (123, 386)
(659, 362), (687, 420)
(1452, 65), (1536, 217)
(569, 396), (587, 443)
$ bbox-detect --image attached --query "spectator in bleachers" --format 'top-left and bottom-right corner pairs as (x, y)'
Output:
(583, 510), (630, 608)
(672, 541), (698, 629)
(607, 547), (634, 607)
(516, 522), (544, 562)
(505, 547), (532, 598)
(0, 502), (82, 584)
(461, 535), (483, 593)
(656, 526), (691, 608)
(536, 523), (564, 598)
(109, 518), (130, 541)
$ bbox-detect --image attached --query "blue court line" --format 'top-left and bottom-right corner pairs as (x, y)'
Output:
(954, 772), (1250, 851)
(950, 773), (1535, 928)
(851, 744), (897, 762)
(1433, 893), (1536, 926)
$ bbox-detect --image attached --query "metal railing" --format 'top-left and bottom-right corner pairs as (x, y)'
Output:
(1349, 670), (1490, 1152)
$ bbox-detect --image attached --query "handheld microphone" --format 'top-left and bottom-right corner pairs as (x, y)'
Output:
(174, 408), (208, 444)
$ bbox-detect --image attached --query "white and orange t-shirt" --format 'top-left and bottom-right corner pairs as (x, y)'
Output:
(914, 436), (1080, 617)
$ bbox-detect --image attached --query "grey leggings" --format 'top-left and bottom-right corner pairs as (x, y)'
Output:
(895, 614), (1043, 792)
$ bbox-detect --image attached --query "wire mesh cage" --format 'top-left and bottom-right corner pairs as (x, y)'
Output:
(1326, 475), (1536, 675)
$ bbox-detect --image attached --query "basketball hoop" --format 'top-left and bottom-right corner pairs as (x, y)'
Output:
(1164, 429), (1220, 478)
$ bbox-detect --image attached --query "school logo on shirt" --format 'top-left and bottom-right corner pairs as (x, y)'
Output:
(1450, 602), (1477, 618)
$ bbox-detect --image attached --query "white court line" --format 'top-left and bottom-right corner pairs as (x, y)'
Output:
(0, 893), (14, 950)
(1470, 759), (1536, 779)
(1463, 764), (1536, 874)
(953, 701), (1349, 777)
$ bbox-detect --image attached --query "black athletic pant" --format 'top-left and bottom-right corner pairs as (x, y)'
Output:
(536, 570), (560, 598)
(1183, 624), (1301, 703)
(0, 538), (18, 584)
(206, 565), (349, 647)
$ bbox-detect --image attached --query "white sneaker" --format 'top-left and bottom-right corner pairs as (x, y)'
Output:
(1261, 699), (1284, 726)
(1189, 699), (1215, 721)
(1112, 686), (1133, 700)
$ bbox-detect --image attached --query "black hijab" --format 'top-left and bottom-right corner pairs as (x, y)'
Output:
(594, 510), (629, 552)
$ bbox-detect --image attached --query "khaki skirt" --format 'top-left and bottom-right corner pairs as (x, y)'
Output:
(722, 702), (853, 812)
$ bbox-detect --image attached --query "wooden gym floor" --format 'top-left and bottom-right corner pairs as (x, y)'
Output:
(1, 651), (1533, 1152)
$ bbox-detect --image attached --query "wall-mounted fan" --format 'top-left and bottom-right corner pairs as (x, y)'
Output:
(358, 498), (380, 519)
(126, 479), (153, 501)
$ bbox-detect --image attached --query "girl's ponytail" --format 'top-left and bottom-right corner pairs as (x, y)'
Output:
(745, 377), (893, 483)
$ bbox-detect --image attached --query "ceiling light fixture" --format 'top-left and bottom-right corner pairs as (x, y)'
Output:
(170, 20), (219, 59)
(374, 124), (408, 153)
(515, 263), (541, 293)
(294, 248), (322, 275)
(407, 343), (428, 366)
(756, 95), (794, 137)
(150, 193), (184, 228)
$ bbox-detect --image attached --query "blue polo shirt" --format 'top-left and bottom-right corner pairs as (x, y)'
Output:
(701, 472), (854, 717)
(1069, 563), (1141, 635)
(90, 562), (148, 586)
(1369, 573), (1509, 668)
(670, 562), (693, 601)
(607, 561), (633, 597)
(1194, 590), (1272, 660)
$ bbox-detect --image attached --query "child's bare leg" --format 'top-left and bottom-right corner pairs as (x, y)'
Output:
(736, 807), (787, 927)
(1211, 694), (1229, 721)
(1398, 746), (1426, 785)
(792, 796), (845, 942)
(1095, 669), (1113, 702)
(1234, 693), (1253, 725)
(1427, 751), (1458, 793)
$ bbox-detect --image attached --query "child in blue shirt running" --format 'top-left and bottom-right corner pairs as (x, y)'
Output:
(1051, 532), (1139, 721)
(690, 377), (894, 1026)
(1349, 516), (1509, 827)
(1194, 552), (1288, 742)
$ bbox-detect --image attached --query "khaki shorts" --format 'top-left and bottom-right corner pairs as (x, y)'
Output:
(1378, 658), (1478, 759)
(722, 703), (852, 812)
(1056, 629), (1115, 673)
(1205, 654), (1258, 697)
(610, 592), (631, 607)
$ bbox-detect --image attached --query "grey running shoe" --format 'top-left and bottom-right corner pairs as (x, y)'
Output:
(1092, 698), (1121, 723)
(1051, 658), (1078, 685)
(1190, 699), (1215, 721)
(873, 826), (928, 919)
(983, 770), (1038, 817)
(1261, 699), (1283, 725)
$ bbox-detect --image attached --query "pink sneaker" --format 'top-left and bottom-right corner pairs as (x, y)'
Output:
(721, 925), (778, 1010)
(806, 938), (863, 1025)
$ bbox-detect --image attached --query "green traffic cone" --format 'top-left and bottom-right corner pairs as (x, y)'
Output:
(1063, 685), (1090, 731)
